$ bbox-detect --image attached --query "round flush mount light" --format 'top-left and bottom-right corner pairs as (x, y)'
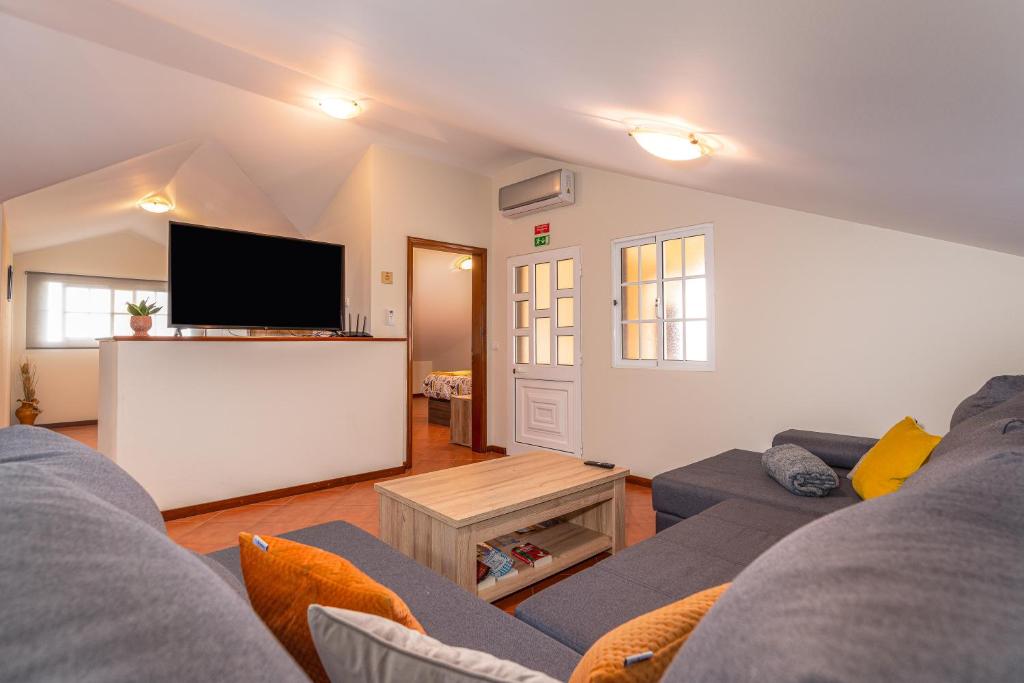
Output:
(318, 98), (363, 120)
(628, 125), (715, 161)
(137, 195), (174, 213)
(456, 256), (473, 271)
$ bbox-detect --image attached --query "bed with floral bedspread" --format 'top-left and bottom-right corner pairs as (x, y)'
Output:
(422, 370), (472, 401)
(422, 371), (472, 426)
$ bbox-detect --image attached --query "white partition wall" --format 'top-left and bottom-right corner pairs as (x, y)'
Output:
(98, 338), (407, 511)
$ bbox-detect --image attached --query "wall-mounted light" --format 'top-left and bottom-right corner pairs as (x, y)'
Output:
(318, 98), (363, 120)
(137, 195), (174, 213)
(456, 256), (473, 271)
(628, 124), (716, 161)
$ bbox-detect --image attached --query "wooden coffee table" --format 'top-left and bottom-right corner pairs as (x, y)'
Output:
(375, 452), (629, 602)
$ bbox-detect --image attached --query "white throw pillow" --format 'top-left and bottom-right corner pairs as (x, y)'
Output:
(307, 605), (560, 683)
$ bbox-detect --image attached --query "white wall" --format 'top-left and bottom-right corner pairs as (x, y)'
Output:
(11, 231), (166, 424)
(488, 158), (1024, 477)
(309, 151), (373, 324)
(369, 145), (491, 334)
(412, 248), (472, 372)
(311, 145), (491, 337)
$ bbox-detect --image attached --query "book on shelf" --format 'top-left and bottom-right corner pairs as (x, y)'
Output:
(495, 567), (519, 581)
(510, 542), (553, 568)
(477, 543), (516, 581)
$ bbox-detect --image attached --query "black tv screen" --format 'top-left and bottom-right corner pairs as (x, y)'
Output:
(168, 222), (344, 330)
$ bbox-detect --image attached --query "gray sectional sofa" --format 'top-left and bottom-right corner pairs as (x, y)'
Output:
(3, 376), (1023, 682)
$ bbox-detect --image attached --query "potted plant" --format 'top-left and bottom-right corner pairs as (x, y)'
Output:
(126, 298), (163, 337)
(15, 359), (41, 425)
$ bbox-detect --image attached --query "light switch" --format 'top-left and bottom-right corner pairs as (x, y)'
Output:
(385, 309), (396, 326)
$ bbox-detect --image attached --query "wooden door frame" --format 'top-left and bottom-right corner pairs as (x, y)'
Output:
(407, 237), (488, 464)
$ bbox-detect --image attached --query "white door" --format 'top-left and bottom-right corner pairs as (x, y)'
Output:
(507, 247), (582, 455)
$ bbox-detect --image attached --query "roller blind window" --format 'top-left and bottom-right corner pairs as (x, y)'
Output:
(26, 272), (168, 348)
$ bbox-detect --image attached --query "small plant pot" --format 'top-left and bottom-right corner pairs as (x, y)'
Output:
(130, 315), (153, 337)
(15, 399), (41, 425)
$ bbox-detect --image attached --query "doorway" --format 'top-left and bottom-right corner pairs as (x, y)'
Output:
(507, 246), (582, 456)
(406, 237), (487, 467)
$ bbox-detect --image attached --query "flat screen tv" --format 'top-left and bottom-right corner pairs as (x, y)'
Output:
(168, 222), (344, 330)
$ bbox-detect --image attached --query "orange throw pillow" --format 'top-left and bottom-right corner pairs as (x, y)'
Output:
(238, 532), (424, 683)
(569, 583), (729, 683)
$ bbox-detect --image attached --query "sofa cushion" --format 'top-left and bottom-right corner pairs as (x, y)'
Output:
(239, 532), (424, 683)
(515, 500), (818, 654)
(771, 429), (877, 470)
(662, 443), (1024, 683)
(652, 448), (858, 520)
(904, 390), (1024, 496)
(0, 425), (165, 533)
(949, 375), (1024, 429)
(0, 462), (307, 683)
(930, 388), (1024, 464)
(308, 606), (559, 683)
(209, 522), (580, 682)
(567, 583), (729, 683)
(849, 417), (940, 499)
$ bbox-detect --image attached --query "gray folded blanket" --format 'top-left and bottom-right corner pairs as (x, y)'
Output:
(762, 444), (839, 497)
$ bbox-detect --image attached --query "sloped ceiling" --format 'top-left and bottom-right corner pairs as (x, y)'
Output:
(4, 140), (304, 252)
(3, 142), (199, 252)
(1, 1), (1023, 255)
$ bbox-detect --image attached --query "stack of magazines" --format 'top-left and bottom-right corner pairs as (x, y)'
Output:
(477, 518), (563, 588)
(476, 543), (517, 589)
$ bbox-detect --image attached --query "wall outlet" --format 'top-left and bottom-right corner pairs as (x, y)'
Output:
(384, 309), (396, 326)
(381, 271), (394, 284)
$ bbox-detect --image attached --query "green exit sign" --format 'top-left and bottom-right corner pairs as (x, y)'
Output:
(534, 234), (549, 247)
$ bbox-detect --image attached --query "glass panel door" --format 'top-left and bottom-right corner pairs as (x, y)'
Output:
(507, 246), (583, 455)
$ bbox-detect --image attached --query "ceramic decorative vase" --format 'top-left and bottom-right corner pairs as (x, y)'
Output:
(130, 315), (153, 337)
(15, 399), (41, 425)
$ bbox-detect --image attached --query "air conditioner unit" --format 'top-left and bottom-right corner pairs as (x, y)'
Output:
(499, 169), (575, 218)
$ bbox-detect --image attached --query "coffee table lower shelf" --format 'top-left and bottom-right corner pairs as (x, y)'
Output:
(477, 522), (612, 602)
(375, 452), (628, 603)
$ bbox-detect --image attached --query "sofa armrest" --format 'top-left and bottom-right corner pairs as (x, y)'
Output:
(771, 429), (877, 470)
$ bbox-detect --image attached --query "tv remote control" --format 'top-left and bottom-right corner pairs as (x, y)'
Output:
(584, 460), (615, 469)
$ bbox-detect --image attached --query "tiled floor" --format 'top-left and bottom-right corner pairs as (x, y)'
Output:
(54, 397), (655, 614)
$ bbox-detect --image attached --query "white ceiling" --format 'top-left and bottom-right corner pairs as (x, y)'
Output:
(1, 0), (1022, 254)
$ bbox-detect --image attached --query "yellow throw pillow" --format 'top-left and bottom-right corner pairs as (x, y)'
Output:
(238, 532), (424, 683)
(852, 417), (941, 500)
(569, 583), (729, 683)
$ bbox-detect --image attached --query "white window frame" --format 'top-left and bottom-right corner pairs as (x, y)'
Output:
(611, 223), (715, 371)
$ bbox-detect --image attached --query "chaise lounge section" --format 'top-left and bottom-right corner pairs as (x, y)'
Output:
(651, 429), (875, 530)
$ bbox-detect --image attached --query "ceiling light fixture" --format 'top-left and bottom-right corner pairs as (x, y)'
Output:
(628, 125), (714, 161)
(456, 256), (473, 271)
(318, 98), (363, 120)
(137, 195), (174, 214)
